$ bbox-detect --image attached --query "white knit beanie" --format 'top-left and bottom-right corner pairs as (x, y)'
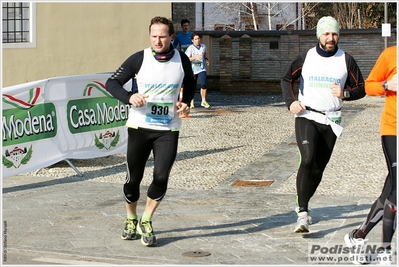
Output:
(316, 16), (340, 39)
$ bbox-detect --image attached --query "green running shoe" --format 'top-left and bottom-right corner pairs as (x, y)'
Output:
(201, 100), (210, 108)
(137, 219), (157, 247)
(121, 218), (138, 240)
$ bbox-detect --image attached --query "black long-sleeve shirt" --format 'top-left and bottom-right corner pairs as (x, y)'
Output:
(281, 45), (366, 110)
(105, 47), (196, 105)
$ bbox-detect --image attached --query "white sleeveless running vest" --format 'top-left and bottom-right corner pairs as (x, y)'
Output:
(126, 47), (185, 131)
(299, 47), (347, 111)
(297, 47), (348, 137)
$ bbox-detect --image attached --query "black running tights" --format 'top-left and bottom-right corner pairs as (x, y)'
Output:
(295, 117), (337, 211)
(357, 135), (397, 245)
(123, 127), (179, 203)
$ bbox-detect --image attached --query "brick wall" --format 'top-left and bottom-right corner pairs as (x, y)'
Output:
(197, 29), (397, 94)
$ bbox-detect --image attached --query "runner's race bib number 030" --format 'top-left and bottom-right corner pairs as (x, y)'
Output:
(145, 101), (174, 125)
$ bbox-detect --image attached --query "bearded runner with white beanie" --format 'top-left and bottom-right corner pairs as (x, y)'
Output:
(281, 16), (366, 233)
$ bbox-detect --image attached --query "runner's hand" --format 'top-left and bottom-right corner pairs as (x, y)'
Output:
(129, 94), (148, 107)
(177, 102), (190, 118)
(289, 101), (306, 115)
(387, 74), (397, 92)
(331, 81), (343, 98)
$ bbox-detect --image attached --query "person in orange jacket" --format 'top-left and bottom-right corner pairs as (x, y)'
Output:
(344, 45), (397, 265)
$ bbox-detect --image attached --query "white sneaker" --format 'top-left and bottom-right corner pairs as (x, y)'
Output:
(294, 211), (309, 233)
(344, 229), (370, 265)
(295, 207), (312, 225)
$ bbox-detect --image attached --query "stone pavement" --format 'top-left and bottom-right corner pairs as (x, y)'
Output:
(2, 93), (397, 266)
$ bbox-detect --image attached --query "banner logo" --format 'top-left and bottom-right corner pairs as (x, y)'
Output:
(2, 87), (41, 109)
(2, 86), (57, 147)
(67, 81), (129, 150)
(1, 76), (130, 176)
(94, 130), (120, 150)
(67, 81), (129, 132)
(2, 145), (33, 169)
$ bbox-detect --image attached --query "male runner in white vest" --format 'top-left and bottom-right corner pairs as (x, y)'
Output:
(281, 16), (366, 233)
(106, 16), (196, 247)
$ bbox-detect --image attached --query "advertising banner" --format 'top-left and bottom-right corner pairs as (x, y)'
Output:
(2, 73), (131, 178)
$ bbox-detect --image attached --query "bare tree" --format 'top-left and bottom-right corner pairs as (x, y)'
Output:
(333, 3), (360, 29)
(306, 2), (396, 29)
(209, 2), (320, 30)
(263, 2), (293, 30)
(242, 2), (258, 30)
(200, 2), (395, 30)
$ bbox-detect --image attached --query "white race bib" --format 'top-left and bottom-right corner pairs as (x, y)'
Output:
(145, 100), (174, 125)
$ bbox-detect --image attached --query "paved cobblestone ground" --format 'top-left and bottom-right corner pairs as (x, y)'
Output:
(22, 92), (386, 197)
(3, 91), (395, 265)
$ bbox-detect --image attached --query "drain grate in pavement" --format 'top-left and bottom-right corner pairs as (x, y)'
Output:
(231, 179), (274, 187)
(182, 250), (211, 257)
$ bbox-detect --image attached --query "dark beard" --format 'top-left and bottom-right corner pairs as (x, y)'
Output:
(321, 42), (336, 52)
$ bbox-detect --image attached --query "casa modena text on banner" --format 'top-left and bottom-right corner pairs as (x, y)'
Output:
(2, 73), (131, 178)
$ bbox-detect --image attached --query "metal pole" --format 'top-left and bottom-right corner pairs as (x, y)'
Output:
(202, 2), (205, 30)
(65, 159), (83, 177)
